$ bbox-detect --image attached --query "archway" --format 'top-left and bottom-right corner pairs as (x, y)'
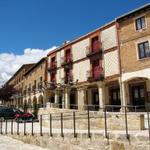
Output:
(124, 77), (149, 111)
(69, 88), (78, 109)
(33, 96), (38, 117)
(38, 95), (44, 108)
(23, 99), (27, 112)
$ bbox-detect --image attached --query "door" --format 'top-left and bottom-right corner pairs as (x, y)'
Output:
(92, 60), (100, 80)
(131, 84), (145, 107)
(109, 87), (121, 111)
(91, 36), (99, 52)
(65, 49), (71, 62)
(92, 89), (99, 111)
(70, 92), (77, 109)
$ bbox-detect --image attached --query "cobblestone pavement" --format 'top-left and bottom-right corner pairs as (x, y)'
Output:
(0, 135), (48, 150)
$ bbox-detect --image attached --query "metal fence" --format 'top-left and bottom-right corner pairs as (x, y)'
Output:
(0, 106), (149, 142)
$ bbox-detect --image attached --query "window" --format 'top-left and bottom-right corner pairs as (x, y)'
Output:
(138, 41), (150, 59)
(135, 16), (146, 30)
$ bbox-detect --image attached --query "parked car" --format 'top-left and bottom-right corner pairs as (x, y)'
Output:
(0, 108), (16, 120)
(0, 107), (35, 121)
(14, 108), (35, 122)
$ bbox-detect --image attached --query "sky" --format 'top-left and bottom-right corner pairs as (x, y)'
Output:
(0, 0), (149, 85)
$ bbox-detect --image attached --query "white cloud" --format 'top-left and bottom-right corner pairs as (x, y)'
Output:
(0, 46), (56, 86)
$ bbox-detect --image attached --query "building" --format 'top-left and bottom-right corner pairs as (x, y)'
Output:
(46, 20), (120, 111)
(6, 64), (34, 106)
(4, 3), (150, 112)
(117, 3), (150, 111)
(23, 57), (47, 109)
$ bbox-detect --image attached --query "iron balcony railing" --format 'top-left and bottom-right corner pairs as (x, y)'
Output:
(86, 69), (104, 82)
(86, 41), (102, 56)
(48, 61), (57, 71)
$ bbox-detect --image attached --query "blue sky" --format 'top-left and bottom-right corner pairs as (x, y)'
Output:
(0, 0), (149, 54)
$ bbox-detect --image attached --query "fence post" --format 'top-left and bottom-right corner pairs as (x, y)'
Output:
(24, 118), (26, 135)
(61, 113), (64, 137)
(0, 119), (3, 134)
(73, 111), (77, 138)
(5, 119), (7, 134)
(147, 110), (150, 141)
(87, 107), (91, 138)
(11, 119), (13, 135)
(104, 107), (108, 138)
(40, 115), (43, 136)
(50, 114), (53, 137)
(31, 117), (34, 136)
(17, 118), (19, 135)
(124, 106), (130, 140)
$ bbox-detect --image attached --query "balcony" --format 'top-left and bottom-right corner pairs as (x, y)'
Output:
(86, 41), (102, 57)
(61, 55), (73, 66)
(86, 68), (104, 82)
(48, 61), (57, 72)
(47, 81), (56, 90)
(65, 75), (73, 84)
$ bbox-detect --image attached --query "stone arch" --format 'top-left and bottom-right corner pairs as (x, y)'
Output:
(33, 96), (37, 105)
(69, 88), (78, 109)
(23, 99), (28, 112)
(87, 84), (99, 111)
(38, 95), (44, 108)
(24, 99), (27, 105)
(32, 96), (38, 117)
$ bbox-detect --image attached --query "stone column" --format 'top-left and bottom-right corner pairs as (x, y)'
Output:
(62, 89), (65, 109)
(54, 91), (59, 108)
(98, 83), (105, 110)
(119, 79), (128, 111)
(77, 88), (85, 111)
(64, 88), (70, 109)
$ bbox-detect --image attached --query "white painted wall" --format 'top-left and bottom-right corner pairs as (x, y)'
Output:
(73, 59), (90, 82)
(56, 51), (61, 67)
(104, 50), (119, 77)
(122, 68), (150, 82)
(56, 50), (64, 68)
(101, 25), (117, 50)
(56, 68), (64, 84)
(72, 38), (90, 61)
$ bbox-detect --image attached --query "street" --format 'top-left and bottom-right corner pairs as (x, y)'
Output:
(0, 135), (48, 150)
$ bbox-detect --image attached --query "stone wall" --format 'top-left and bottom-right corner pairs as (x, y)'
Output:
(39, 109), (145, 131)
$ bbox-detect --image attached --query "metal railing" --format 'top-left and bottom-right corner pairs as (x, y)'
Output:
(0, 106), (149, 142)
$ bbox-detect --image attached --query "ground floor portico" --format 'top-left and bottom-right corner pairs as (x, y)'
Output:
(44, 72), (150, 112)
(7, 69), (150, 113)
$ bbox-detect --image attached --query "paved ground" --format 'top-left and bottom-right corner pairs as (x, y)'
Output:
(0, 135), (48, 150)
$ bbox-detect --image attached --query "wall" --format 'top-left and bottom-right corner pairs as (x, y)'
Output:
(72, 38), (89, 61)
(101, 25), (118, 50)
(73, 59), (90, 82)
(119, 11), (150, 73)
(104, 50), (119, 77)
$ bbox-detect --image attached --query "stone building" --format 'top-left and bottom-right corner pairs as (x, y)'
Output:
(46, 3), (150, 112)
(46, 20), (120, 111)
(6, 64), (34, 106)
(117, 3), (150, 111)
(22, 57), (47, 108)
(4, 3), (150, 112)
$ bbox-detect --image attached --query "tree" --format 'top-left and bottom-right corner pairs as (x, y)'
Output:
(0, 84), (18, 104)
